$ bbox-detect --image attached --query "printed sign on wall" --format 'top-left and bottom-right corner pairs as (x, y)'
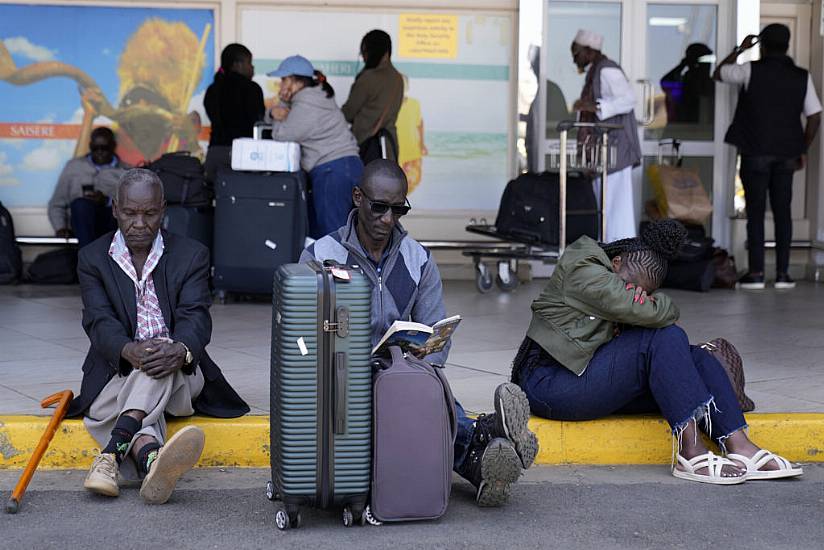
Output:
(399, 14), (459, 59)
(242, 8), (513, 211)
(0, 4), (215, 208)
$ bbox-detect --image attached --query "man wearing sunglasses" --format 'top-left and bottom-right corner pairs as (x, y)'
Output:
(48, 127), (130, 248)
(301, 160), (537, 507)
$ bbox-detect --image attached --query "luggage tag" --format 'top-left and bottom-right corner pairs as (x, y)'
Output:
(330, 267), (351, 281)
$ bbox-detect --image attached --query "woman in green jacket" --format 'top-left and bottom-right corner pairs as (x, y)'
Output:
(512, 220), (801, 484)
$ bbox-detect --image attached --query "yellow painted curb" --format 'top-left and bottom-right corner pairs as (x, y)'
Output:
(1, 413), (822, 470)
(0, 416), (269, 470)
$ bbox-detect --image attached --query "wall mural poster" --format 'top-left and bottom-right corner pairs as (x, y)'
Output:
(242, 9), (513, 211)
(0, 4), (215, 208)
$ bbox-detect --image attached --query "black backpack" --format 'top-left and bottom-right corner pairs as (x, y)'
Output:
(27, 248), (78, 284)
(146, 152), (210, 206)
(494, 171), (598, 246)
(0, 201), (23, 284)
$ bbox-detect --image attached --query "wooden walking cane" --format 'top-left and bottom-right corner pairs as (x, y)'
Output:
(5, 390), (74, 514)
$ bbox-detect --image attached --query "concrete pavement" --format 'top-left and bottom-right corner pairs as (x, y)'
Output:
(2, 465), (823, 549)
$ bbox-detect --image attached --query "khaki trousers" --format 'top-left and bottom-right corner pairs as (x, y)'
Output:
(84, 368), (204, 479)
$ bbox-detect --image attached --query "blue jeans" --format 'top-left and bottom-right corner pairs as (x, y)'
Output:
(308, 156), (363, 239)
(454, 401), (475, 471)
(517, 326), (747, 444)
(70, 198), (116, 248)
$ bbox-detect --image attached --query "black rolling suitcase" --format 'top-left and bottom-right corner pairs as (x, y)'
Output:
(213, 169), (307, 297)
(268, 261), (372, 530)
(162, 205), (214, 251)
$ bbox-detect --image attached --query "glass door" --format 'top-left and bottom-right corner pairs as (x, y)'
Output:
(537, 0), (735, 244)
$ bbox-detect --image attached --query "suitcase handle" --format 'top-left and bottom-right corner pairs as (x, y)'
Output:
(333, 351), (348, 434)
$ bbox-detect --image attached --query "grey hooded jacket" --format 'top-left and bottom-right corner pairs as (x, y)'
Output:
(266, 86), (359, 172)
(299, 211), (450, 365)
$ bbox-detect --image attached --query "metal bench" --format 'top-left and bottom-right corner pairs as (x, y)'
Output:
(15, 237), (78, 246)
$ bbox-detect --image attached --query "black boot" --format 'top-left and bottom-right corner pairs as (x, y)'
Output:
(457, 436), (522, 507)
(475, 383), (539, 469)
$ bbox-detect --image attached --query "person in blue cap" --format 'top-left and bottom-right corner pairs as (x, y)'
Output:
(266, 55), (363, 239)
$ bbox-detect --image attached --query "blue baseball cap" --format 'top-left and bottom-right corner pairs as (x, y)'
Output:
(266, 55), (315, 78)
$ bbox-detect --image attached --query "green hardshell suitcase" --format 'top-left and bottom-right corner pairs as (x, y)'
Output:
(268, 261), (372, 529)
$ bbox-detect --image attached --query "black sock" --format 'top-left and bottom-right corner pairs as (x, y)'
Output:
(102, 415), (141, 462)
(136, 442), (162, 476)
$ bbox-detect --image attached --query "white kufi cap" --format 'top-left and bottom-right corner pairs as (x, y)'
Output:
(574, 29), (604, 51)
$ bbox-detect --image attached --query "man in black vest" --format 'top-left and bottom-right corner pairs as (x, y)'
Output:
(715, 24), (821, 290)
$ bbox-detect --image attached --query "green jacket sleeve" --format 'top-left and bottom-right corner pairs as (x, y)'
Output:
(563, 262), (679, 327)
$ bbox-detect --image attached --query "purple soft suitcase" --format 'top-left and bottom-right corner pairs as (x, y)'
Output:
(370, 346), (457, 522)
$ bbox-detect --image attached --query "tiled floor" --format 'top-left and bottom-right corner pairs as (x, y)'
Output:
(1, 280), (823, 415)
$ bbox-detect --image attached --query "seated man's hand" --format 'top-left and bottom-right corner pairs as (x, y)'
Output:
(121, 341), (146, 370)
(55, 228), (72, 238)
(140, 340), (187, 379)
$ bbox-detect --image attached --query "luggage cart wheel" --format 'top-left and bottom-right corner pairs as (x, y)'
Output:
(496, 262), (519, 292)
(265, 480), (277, 501)
(475, 261), (494, 294)
(342, 506), (354, 527)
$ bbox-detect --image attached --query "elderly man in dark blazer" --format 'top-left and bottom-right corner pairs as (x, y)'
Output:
(68, 168), (248, 504)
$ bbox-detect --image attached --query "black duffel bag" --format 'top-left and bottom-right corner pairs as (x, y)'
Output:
(642, 221), (716, 292)
(27, 248), (78, 284)
(146, 152), (210, 206)
(494, 171), (598, 246)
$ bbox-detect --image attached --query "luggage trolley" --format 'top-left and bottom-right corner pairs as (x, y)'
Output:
(463, 121), (621, 293)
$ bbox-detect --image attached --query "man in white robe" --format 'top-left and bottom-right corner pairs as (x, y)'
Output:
(571, 29), (642, 242)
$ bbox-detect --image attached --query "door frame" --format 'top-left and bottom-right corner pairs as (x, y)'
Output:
(537, 0), (738, 246)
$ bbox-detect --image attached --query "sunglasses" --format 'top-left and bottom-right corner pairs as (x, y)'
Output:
(359, 189), (411, 217)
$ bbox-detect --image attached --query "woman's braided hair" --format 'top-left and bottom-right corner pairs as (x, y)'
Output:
(599, 219), (688, 287)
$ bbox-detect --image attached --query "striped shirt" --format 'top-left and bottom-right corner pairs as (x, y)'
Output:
(108, 230), (169, 341)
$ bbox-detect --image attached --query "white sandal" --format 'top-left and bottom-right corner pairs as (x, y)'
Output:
(726, 449), (803, 480)
(672, 451), (746, 485)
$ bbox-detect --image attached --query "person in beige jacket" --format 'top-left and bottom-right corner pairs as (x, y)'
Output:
(342, 30), (404, 162)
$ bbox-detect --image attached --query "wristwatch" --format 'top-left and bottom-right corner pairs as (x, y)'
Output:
(178, 342), (194, 366)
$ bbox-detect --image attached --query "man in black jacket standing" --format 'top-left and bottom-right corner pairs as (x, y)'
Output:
(69, 168), (249, 504)
(715, 24), (821, 290)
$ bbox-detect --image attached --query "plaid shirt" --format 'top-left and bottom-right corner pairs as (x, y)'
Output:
(108, 230), (169, 341)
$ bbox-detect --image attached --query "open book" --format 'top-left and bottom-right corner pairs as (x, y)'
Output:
(372, 315), (462, 357)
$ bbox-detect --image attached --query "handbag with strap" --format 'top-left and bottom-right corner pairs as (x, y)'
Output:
(358, 75), (403, 164)
(699, 338), (755, 412)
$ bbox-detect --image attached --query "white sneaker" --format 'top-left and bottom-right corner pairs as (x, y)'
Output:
(139, 426), (205, 505)
(84, 453), (120, 497)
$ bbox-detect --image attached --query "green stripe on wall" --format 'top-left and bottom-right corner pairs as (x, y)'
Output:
(257, 59), (509, 81)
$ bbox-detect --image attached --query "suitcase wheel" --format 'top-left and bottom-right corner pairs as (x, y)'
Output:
(342, 507), (353, 527)
(343, 505), (368, 527)
(265, 480), (278, 501)
(363, 505), (382, 526)
(276, 508), (301, 530)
